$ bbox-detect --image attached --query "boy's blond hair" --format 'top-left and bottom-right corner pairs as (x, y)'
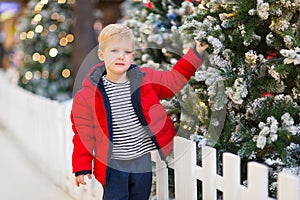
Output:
(98, 24), (135, 51)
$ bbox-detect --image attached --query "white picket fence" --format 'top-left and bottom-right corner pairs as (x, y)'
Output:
(153, 137), (300, 200)
(0, 72), (299, 200)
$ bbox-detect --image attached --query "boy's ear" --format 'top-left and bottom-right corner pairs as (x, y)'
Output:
(97, 49), (104, 61)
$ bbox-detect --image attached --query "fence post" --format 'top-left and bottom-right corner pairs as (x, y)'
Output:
(174, 136), (197, 200)
(278, 172), (300, 200)
(201, 146), (217, 200)
(154, 151), (169, 200)
(239, 162), (269, 200)
(222, 153), (240, 200)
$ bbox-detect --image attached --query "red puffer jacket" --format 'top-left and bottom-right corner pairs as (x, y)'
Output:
(71, 48), (204, 185)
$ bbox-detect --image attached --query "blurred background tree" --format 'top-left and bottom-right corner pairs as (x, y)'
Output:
(16, 0), (75, 101)
(3, 0), (125, 101)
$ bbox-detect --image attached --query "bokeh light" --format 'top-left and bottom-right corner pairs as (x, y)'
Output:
(49, 48), (58, 57)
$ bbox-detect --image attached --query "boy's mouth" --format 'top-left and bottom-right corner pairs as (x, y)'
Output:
(115, 63), (125, 66)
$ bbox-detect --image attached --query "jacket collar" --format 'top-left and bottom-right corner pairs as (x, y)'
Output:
(88, 63), (144, 87)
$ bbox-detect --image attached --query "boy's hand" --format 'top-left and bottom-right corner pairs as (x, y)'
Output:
(75, 173), (92, 187)
(195, 39), (209, 55)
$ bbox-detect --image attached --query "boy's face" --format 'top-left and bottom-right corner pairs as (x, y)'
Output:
(98, 38), (134, 80)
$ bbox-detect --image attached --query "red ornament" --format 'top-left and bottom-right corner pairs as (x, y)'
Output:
(263, 92), (274, 97)
(266, 51), (276, 59)
(145, 2), (153, 9)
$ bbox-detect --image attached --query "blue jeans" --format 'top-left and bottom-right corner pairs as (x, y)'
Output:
(103, 153), (152, 200)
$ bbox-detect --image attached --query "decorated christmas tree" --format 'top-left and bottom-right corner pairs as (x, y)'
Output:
(16, 0), (75, 101)
(123, 0), (300, 198)
(179, 0), (300, 197)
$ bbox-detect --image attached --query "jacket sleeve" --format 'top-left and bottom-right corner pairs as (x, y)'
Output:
(146, 48), (206, 99)
(71, 90), (95, 174)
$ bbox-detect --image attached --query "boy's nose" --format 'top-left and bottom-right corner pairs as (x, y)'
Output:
(118, 53), (124, 59)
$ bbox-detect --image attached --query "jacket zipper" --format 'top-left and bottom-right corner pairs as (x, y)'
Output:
(130, 77), (168, 164)
(97, 84), (113, 186)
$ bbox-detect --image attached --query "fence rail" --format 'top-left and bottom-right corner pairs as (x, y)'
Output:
(0, 73), (299, 200)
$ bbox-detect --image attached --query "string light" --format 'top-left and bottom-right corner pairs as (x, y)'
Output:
(24, 55), (31, 63)
(34, 2), (44, 12)
(32, 52), (41, 61)
(49, 48), (58, 57)
(58, 31), (66, 38)
(25, 71), (33, 80)
(40, 0), (48, 4)
(58, 0), (66, 4)
(27, 31), (35, 39)
(51, 12), (59, 20)
(35, 25), (43, 33)
(62, 68), (71, 78)
(94, 21), (103, 32)
(33, 14), (42, 22)
(60, 37), (68, 46)
(39, 55), (46, 63)
(58, 15), (66, 22)
(42, 70), (49, 79)
(66, 34), (74, 42)
(34, 71), (42, 79)
(22, 77), (29, 84)
(49, 24), (57, 32)
(41, 29), (48, 37)
(20, 32), (27, 40)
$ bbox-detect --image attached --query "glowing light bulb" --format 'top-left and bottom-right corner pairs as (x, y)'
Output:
(27, 31), (35, 39)
(42, 70), (49, 79)
(49, 24), (57, 32)
(39, 55), (46, 63)
(51, 13), (59, 20)
(25, 71), (33, 80)
(33, 14), (42, 22)
(20, 32), (27, 40)
(40, 0), (48, 4)
(32, 52), (41, 61)
(34, 71), (41, 79)
(62, 69), (71, 78)
(49, 48), (58, 57)
(66, 34), (74, 42)
(35, 25), (43, 33)
(60, 38), (68, 46)
(58, 0), (66, 3)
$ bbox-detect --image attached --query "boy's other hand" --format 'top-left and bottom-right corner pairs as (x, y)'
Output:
(75, 173), (92, 187)
(195, 39), (209, 55)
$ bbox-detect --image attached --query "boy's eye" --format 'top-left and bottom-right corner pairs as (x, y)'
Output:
(111, 49), (117, 52)
(125, 51), (133, 54)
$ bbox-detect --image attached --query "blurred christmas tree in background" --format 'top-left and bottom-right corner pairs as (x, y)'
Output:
(16, 0), (75, 101)
(122, 0), (300, 198)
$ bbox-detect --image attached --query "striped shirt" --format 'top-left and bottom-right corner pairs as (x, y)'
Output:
(103, 76), (156, 160)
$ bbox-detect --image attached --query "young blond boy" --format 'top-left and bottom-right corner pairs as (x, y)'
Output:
(71, 23), (208, 200)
